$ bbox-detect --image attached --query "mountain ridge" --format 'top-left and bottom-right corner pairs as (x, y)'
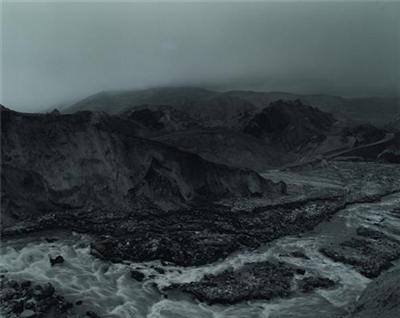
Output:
(64, 87), (399, 126)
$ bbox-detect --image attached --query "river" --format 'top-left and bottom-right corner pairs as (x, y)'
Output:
(1, 192), (399, 318)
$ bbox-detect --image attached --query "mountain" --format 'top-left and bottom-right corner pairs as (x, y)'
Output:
(239, 99), (397, 163)
(67, 87), (256, 128)
(1, 106), (283, 227)
(117, 105), (287, 171)
(65, 87), (216, 114)
(61, 88), (399, 168)
(226, 91), (400, 126)
(64, 87), (399, 127)
(243, 99), (336, 152)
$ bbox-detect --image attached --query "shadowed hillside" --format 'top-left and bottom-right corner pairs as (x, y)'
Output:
(1, 106), (282, 227)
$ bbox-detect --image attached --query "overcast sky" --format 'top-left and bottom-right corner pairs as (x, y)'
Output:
(2, 1), (400, 112)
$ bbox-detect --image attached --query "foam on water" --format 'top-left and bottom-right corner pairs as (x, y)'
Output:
(1, 192), (399, 318)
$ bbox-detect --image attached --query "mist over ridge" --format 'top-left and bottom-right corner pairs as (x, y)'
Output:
(2, 1), (400, 112)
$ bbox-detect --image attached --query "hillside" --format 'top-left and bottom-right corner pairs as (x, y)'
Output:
(1, 106), (282, 227)
(62, 89), (399, 168)
(154, 128), (291, 171)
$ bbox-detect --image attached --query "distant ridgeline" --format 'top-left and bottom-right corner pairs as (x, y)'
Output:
(64, 87), (400, 126)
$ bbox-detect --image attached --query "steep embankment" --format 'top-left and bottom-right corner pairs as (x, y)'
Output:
(348, 263), (400, 318)
(1, 106), (282, 227)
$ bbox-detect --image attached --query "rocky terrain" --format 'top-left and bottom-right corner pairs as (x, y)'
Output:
(63, 89), (400, 170)
(165, 261), (335, 304)
(1, 105), (282, 228)
(2, 91), (400, 318)
(3, 193), (344, 266)
(320, 226), (400, 278)
(0, 278), (75, 318)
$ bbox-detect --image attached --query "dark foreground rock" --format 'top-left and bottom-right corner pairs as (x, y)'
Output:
(298, 276), (335, 293)
(86, 198), (345, 266)
(86, 311), (101, 318)
(165, 261), (335, 304)
(130, 270), (145, 282)
(348, 264), (400, 318)
(49, 255), (65, 266)
(166, 261), (295, 304)
(2, 194), (346, 267)
(0, 278), (73, 318)
(320, 226), (400, 278)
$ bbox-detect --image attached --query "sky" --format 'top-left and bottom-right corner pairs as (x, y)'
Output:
(1, 1), (400, 112)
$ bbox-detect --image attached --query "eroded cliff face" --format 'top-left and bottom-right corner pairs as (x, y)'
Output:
(1, 106), (282, 226)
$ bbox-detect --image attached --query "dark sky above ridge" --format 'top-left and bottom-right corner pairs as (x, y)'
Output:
(2, 1), (400, 112)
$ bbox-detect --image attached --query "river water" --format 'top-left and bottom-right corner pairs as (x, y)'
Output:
(1, 192), (400, 318)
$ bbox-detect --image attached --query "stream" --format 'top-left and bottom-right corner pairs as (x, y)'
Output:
(1, 192), (400, 318)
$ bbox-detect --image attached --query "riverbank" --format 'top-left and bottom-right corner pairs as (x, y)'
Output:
(2, 162), (400, 317)
(2, 191), (400, 317)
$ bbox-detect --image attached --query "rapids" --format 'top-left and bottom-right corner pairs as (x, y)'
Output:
(1, 192), (400, 318)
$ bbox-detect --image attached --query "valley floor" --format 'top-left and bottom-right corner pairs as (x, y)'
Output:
(1, 161), (400, 318)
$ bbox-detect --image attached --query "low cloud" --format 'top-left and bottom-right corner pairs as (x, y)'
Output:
(2, 1), (400, 111)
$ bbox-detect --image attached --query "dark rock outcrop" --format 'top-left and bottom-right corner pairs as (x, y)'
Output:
(86, 310), (101, 318)
(85, 198), (345, 266)
(0, 278), (73, 318)
(165, 261), (296, 304)
(130, 270), (145, 282)
(166, 261), (336, 304)
(298, 276), (335, 293)
(320, 227), (400, 278)
(49, 255), (65, 266)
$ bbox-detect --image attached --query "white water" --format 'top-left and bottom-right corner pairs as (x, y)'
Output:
(1, 193), (400, 318)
